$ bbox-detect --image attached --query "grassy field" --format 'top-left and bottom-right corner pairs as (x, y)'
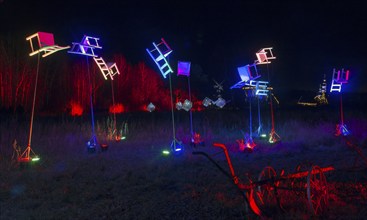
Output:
(1, 107), (367, 219)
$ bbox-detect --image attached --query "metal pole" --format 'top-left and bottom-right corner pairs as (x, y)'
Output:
(26, 52), (40, 159)
(188, 76), (193, 138)
(340, 94), (344, 125)
(257, 96), (261, 135)
(87, 56), (97, 145)
(249, 94), (252, 139)
(111, 79), (116, 134)
(168, 70), (176, 148)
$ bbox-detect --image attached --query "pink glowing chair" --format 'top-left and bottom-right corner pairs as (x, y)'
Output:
(146, 38), (173, 78)
(26, 32), (70, 57)
(255, 47), (276, 65)
(330, 68), (349, 93)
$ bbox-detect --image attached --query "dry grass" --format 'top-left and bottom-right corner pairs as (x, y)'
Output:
(0, 108), (367, 219)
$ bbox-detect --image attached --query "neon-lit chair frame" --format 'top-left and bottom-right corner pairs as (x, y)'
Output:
(231, 64), (260, 89)
(146, 38), (173, 78)
(330, 68), (349, 93)
(68, 35), (102, 57)
(255, 47), (276, 65)
(26, 32), (70, 57)
(20, 32), (69, 163)
(330, 68), (351, 136)
(93, 57), (120, 80)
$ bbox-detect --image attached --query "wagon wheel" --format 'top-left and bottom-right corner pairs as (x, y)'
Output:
(307, 165), (329, 216)
(253, 166), (281, 216)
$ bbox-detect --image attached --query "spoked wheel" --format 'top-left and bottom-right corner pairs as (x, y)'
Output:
(307, 165), (329, 216)
(253, 166), (281, 216)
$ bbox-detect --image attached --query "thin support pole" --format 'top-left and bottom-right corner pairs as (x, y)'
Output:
(188, 76), (193, 138)
(340, 94), (344, 125)
(25, 52), (41, 159)
(87, 57), (97, 145)
(257, 96), (262, 135)
(249, 94), (252, 139)
(111, 79), (116, 134)
(168, 71), (176, 148)
(270, 95), (275, 133)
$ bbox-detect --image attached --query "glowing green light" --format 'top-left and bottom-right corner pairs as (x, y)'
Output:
(260, 134), (267, 138)
(121, 136), (126, 140)
(162, 150), (170, 155)
(32, 157), (40, 162)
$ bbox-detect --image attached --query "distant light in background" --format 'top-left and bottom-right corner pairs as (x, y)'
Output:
(70, 101), (83, 116)
(146, 102), (156, 112)
(109, 103), (125, 114)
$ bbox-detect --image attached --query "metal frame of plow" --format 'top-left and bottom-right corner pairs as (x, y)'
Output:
(192, 143), (334, 218)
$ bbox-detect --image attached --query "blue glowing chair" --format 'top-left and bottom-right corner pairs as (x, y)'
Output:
(146, 38), (173, 78)
(68, 35), (102, 57)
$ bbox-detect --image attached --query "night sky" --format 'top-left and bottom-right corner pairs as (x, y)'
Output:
(1, 0), (366, 93)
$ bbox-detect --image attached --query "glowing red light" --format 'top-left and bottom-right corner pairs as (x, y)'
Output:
(70, 101), (83, 116)
(109, 103), (125, 114)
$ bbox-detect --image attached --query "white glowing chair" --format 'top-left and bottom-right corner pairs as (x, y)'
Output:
(26, 32), (70, 57)
(93, 57), (120, 80)
(255, 47), (276, 65)
(231, 64), (260, 89)
(146, 38), (173, 78)
(330, 68), (349, 93)
(68, 35), (102, 57)
(254, 81), (269, 96)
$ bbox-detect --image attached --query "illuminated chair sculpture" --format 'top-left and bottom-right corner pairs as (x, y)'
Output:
(68, 35), (102, 57)
(19, 32), (70, 164)
(255, 47), (280, 143)
(330, 68), (350, 136)
(230, 64), (260, 89)
(255, 47), (276, 65)
(231, 63), (268, 149)
(95, 57), (121, 142)
(26, 32), (70, 58)
(68, 35), (104, 152)
(146, 38), (173, 78)
(146, 38), (181, 154)
(177, 61), (200, 145)
(93, 57), (120, 80)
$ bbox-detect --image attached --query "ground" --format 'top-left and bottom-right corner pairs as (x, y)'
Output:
(0, 109), (366, 219)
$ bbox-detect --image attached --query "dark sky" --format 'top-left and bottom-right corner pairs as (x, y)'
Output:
(1, 0), (366, 93)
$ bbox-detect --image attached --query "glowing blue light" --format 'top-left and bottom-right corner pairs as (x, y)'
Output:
(171, 139), (184, 154)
